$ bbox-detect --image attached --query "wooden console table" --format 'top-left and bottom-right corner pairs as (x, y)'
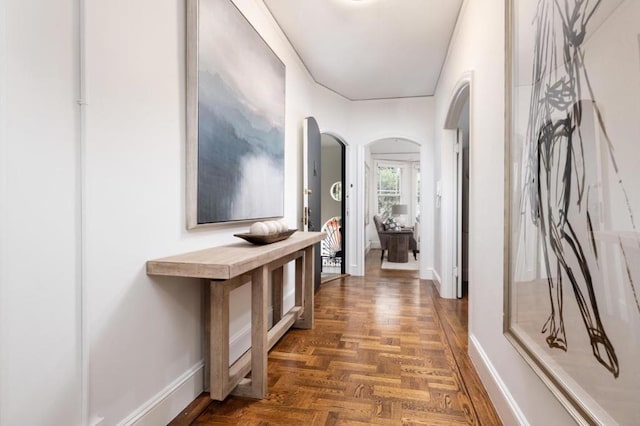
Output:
(146, 231), (324, 401)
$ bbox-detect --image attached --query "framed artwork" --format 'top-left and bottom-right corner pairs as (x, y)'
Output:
(504, 0), (640, 424)
(186, 0), (285, 228)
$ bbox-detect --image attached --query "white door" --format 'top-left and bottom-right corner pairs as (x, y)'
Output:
(303, 117), (322, 291)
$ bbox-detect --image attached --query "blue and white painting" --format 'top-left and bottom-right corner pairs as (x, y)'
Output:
(196, 0), (285, 224)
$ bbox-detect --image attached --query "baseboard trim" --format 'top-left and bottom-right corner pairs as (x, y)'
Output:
(468, 334), (529, 426)
(120, 289), (298, 424)
(229, 310), (274, 364)
(118, 360), (204, 426)
(420, 267), (434, 280)
(431, 268), (442, 295)
(229, 322), (252, 364)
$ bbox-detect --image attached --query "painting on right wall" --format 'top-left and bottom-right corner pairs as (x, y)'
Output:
(504, 0), (640, 423)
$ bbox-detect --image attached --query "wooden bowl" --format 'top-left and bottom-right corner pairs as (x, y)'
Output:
(234, 229), (296, 245)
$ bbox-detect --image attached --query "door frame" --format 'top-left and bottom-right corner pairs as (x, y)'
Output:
(454, 129), (463, 298)
(304, 125), (352, 275)
(320, 132), (348, 275)
(442, 71), (473, 299)
(357, 137), (426, 278)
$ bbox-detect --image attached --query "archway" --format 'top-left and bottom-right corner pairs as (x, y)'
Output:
(443, 72), (472, 299)
(320, 133), (348, 282)
(362, 137), (423, 276)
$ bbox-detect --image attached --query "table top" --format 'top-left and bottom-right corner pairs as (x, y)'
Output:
(387, 229), (414, 235)
(146, 231), (325, 280)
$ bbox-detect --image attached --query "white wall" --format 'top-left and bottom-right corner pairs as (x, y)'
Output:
(0, 0), (376, 423)
(0, 0), (437, 424)
(0, 0), (348, 424)
(0, 0), (82, 424)
(433, 0), (574, 424)
(306, 92), (436, 277)
(85, 0), (204, 422)
(349, 97), (436, 279)
(83, 0), (345, 423)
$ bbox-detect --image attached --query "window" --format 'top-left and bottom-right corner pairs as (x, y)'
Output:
(377, 165), (401, 217)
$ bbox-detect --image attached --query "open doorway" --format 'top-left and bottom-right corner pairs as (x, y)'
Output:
(363, 138), (421, 275)
(456, 101), (470, 298)
(320, 134), (346, 282)
(444, 76), (471, 299)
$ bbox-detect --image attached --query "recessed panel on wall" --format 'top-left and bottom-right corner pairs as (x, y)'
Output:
(186, 0), (285, 227)
(504, 0), (640, 424)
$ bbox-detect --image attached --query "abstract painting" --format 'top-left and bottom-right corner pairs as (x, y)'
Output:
(504, 0), (640, 423)
(186, 0), (285, 227)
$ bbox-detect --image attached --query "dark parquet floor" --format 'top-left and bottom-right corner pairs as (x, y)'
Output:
(172, 249), (501, 425)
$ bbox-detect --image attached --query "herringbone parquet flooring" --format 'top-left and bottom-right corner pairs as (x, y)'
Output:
(176, 250), (501, 425)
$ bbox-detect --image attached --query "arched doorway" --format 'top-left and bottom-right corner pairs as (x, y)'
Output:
(443, 73), (472, 299)
(363, 137), (422, 276)
(320, 133), (348, 282)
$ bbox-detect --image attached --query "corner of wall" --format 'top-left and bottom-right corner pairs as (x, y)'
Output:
(420, 267), (433, 281)
(431, 269), (442, 295)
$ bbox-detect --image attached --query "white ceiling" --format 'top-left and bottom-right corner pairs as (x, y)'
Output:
(370, 138), (419, 154)
(263, 0), (463, 100)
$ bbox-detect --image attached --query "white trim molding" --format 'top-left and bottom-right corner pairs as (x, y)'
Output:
(468, 334), (529, 426)
(440, 70), (474, 300)
(420, 267), (434, 281)
(431, 268), (442, 295)
(431, 268), (442, 297)
(230, 289), (295, 363)
(444, 71), (473, 129)
(118, 361), (204, 426)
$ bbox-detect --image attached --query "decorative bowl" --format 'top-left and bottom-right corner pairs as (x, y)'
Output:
(234, 229), (296, 245)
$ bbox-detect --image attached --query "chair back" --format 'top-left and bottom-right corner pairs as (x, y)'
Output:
(373, 215), (390, 249)
(373, 215), (385, 234)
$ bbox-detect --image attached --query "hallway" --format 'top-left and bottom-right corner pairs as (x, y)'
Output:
(176, 250), (500, 425)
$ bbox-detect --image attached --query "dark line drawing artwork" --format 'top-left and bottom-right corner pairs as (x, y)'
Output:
(196, 0), (285, 224)
(523, 0), (639, 378)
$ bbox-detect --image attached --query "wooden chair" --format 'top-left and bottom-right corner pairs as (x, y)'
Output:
(321, 217), (342, 259)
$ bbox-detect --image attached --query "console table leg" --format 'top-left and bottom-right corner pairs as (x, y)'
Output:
(252, 265), (269, 398)
(272, 267), (283, 323)
(233, 265), (269, 399)
(295, 245), (314, 329)
(209, 280), (229, 400)
(294, 254), (304, 309)
(203, 280), (210, 392)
